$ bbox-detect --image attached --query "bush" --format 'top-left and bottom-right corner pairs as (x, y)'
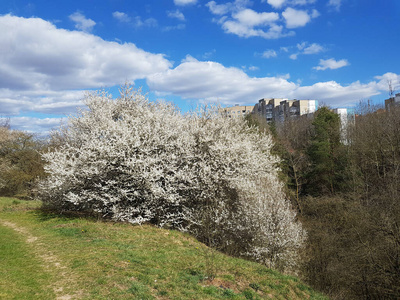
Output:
(0, 126), (45, 197)
(39, 86), (305, 271)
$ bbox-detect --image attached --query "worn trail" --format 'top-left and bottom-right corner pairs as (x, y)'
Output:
(0, 219), (80, 300)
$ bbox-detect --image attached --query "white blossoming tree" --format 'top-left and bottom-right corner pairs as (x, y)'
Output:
(39, 86), (305, 270)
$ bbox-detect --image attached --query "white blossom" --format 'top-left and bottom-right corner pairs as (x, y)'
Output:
(39, 86), (305, 271)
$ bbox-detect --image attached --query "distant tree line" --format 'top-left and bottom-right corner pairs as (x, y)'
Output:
(246, 103), (400, 299)
(0, 119), (46, 198)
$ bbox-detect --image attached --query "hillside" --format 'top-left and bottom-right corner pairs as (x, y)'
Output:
(0, 197), (326, 300)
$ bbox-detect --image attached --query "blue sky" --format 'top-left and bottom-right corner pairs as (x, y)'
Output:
(1, 0), (399, 133)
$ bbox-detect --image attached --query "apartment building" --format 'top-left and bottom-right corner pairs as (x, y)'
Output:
(385, 93), (400, 110)
(254, 98), (318, 122)
(333, 108), (355, 144)
(221, 105), (254, 117)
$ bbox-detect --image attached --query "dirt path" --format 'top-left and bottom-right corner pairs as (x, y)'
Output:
(0, 220), (81, 300)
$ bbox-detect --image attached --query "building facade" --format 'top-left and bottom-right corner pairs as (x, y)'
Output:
(385, 93), (400, 110)
(221, 105), (254, 117)
(254, 98), (318, 122)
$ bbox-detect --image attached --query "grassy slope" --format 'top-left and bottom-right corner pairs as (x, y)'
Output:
(0, 197), (327, 300)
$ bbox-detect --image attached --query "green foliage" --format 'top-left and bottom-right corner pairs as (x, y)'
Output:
(305, 107), (349, 195)
(0, 127), (46, 198)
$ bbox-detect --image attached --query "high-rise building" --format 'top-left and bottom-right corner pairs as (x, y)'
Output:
(221, 105), (254, 117)
(254, 98), (318, 122)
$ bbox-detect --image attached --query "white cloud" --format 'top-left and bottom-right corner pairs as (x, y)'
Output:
(112, 11), (131, 23)
(297, 42), (306, 50)
(233, 9), (279, 27)
(112, 12), (157, 28)
(147, 56), (297, 104)
(0, 15), (171, 116)
(222, 20), (292, 39)
(216, 7), (292, 39)
(280, 46), (289, 52)
(8, 116), (65, 135)
(174, 0), (197, 6)
(262, 49), (278, 58)
(291, 0), (316, 5)
(162, 24), (186, 31)
(206, 1), (232, 15)
(303, 43), (324, 54)
(313, 58), (349, 70)
(132, 16), (158, 28)
(289, 42), (324, 59)
(248, 66), (260, 71)
(292, 80), (378, 106)
(0, 88), (85, 116)
(167, 10), (185, 21)
(265, 0), (286, 9)
(207, 1), (319, 39)
(263, 0), (316, 9)
(69, 12), (96, 32)
(148, 57), (396, 108)
(328, 0), (342, 11)
(282, 8), (312, 28)
(206, 0), (252, 15)
(374, 72), (400, 91)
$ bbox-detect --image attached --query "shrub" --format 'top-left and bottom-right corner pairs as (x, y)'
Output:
(39, 86), (305, 270)
(0, 126), (45, 197)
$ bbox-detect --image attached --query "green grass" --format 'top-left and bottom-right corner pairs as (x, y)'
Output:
(0, 224), (55, 299)
(0, 197), (328, 299)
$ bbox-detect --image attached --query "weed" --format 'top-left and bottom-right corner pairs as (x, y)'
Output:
(249, 282), (261, 291)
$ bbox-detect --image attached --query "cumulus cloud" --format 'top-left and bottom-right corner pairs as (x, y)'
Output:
(292, 80), (378, 106)
(69, 12), (96, 32)
(112, 11), (131, 23)
(248, 66), (260, 71)
(282, 7), (314, 28)
(265, 0), (286, 9)
(302, 43), (324, 54)
(288, 42), (324, 59)
(262, 49), (278, 58)
(0, 88), (86, 116)
(222, 20), (292, 39)
(374, 72), (400, 91)
(8, 116), (66, 135)
(167, 10), (185, 21)
(211, 6), (293, 39)
(263, 0), (316, 9)
(313, 58), (349, 70)
(206, 0), (251, 15)
(206, 0), (296, 39)
(174, 0), (197, 6)
(113, 12), (157, 28)
(147, 56), (297, 104)
(207, 0), (319, 39)
(0, 14), (171, 116)
(206, 1), (231, 15)
(132, 16), (158, 28)
(233, 9), (279, 27)
(147, 56), (396, 108)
